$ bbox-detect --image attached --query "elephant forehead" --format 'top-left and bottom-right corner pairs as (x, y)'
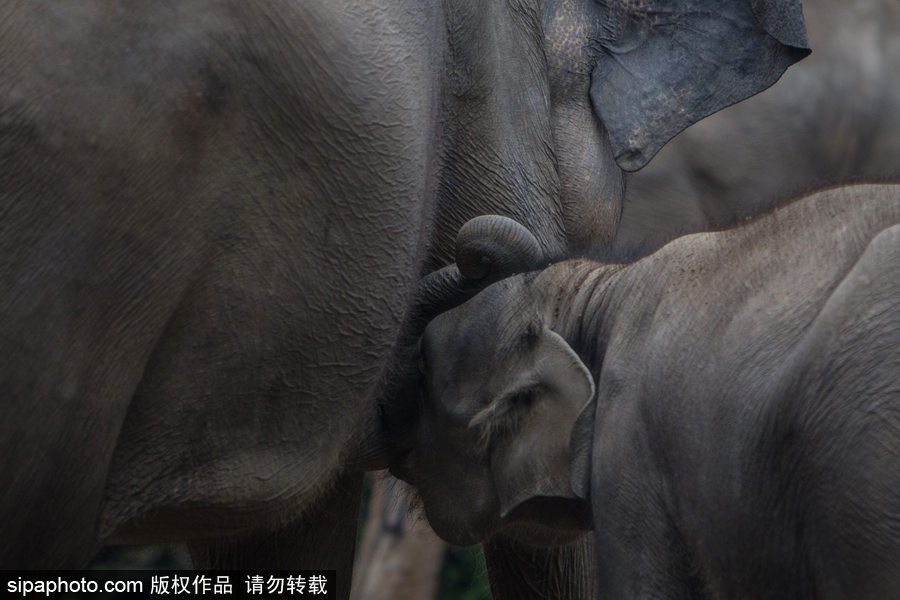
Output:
(427, 318), (525, 378)
(425, 307), (495, 354)
(441, 277), (531, 333)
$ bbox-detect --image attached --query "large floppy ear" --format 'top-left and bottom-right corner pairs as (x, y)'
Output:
(590, 0), (810, 171)
(489, 329), (596, 520)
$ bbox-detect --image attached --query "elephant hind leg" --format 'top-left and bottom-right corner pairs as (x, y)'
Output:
(189, 472), (363, 600)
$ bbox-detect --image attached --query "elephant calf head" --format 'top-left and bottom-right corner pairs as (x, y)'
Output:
(390, 274), (596, 547)
(360, 214), (554, 469)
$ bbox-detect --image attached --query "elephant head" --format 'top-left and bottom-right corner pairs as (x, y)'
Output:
(390, 275), (596, 547)
(354, 213), (549, 468)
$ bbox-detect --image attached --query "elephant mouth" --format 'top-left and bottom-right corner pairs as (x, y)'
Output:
(498, 496), (592, 545)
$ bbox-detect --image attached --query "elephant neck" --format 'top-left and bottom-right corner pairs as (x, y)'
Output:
(537, 259), (624, 375)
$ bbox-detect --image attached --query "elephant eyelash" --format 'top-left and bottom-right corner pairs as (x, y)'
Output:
(469, 384), (541, 452)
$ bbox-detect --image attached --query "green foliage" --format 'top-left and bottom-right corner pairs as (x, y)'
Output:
(439, 545), (491, 600)
(356, 471), (374, 549)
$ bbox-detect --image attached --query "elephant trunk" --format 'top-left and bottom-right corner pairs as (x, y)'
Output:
(414, 215), (545, 326)
(455, 215), (545, 280)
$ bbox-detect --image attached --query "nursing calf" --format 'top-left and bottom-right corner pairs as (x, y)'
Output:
(389, 184), (900, 599)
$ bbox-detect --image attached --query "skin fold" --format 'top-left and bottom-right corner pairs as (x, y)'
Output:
(393, 184), (900, 599)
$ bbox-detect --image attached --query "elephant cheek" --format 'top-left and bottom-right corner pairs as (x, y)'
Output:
(423, 485), (499, 547)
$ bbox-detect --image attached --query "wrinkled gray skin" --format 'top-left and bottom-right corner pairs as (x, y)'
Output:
(394, 185), (900, 598)
(614, 0), (900, 258)
(0, 0), (807, 591)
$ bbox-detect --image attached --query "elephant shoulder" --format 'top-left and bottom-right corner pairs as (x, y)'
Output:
(796, 221), (899, 369)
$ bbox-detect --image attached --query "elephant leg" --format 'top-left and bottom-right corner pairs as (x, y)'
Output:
(189, 472), (363, 600)
(482, 534), (596, 600)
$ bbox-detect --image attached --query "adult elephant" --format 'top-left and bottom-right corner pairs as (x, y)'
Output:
(0, 0), (807, 595)
(614, 0), (900, 258)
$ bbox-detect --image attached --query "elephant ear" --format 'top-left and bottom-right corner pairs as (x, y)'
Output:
(490, 329), (595, 521)
(591, 0), (810, 171)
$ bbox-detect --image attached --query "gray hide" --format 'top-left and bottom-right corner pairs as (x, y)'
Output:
(0, 1), (807, 592)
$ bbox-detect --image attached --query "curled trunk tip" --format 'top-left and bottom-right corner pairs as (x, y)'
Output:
(456, 215), (545, 280)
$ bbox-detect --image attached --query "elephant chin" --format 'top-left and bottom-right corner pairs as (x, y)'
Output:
(422, 496), (501, 548)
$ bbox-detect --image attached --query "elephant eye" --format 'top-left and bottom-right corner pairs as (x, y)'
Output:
(507, 386), (538, 408)
(493, 384), (542, 425)
(471, 384), (541, 452)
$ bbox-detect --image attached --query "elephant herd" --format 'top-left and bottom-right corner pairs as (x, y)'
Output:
(1, 1), (898, 599)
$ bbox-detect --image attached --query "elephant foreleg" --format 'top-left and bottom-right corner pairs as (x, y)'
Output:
(483, 534), (596, 600)
(188, 472), (363, 600)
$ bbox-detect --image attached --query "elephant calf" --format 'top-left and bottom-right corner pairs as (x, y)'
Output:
(389, 184), (900, 599)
